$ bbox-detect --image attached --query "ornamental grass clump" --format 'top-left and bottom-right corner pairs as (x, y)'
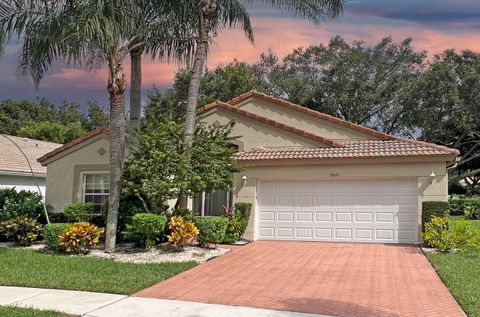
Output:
(59, 222), (103, 254)
(167, 216), (199, 246)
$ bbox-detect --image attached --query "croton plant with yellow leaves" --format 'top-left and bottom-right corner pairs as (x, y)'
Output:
(59, 222), (104, 254)
(167, 216), (199, 246)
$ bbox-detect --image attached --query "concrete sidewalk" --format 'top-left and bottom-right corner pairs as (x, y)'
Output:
(0, 286), (332, 317)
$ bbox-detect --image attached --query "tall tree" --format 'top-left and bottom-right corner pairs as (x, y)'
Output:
(0, 0), (158, 251)
(183, 0), (344, 146)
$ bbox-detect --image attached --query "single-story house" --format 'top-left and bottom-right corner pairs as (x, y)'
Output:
(38, 91), (459, 244)
(0, 134), (61, 197)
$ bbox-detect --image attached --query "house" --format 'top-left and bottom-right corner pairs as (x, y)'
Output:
(38, 91), (458, 243)
(0, 134), (61, 197)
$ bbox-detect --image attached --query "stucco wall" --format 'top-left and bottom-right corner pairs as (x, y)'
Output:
(237, 97), (374, 141)
(0, 174), (46, 198)
(45, 136), (109, 212)
(199, 107), (324, 150)
(233, 159), (448, 242)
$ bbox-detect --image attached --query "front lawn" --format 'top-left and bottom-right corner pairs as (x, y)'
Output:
(0, 307), (74, 317)
(0, 248), (196, 294)
(450, 215), (480, 229)
(427, 232), (480, 317)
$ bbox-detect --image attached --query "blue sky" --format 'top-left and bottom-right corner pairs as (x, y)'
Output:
(1, 0), (479, 110)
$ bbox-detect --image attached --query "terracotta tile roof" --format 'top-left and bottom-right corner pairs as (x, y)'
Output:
(0, 134), (61, 175)
(233, 140), (458, 161)
(228, 90), (396, 141)
(37, 128), (109, 164)
(197, 101), (344, 147)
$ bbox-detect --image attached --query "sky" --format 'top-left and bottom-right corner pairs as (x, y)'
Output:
(1, 0), (480, 111)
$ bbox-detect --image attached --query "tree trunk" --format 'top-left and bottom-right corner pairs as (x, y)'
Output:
(105, 57), (127, 253)
(129, 47), (143, 130)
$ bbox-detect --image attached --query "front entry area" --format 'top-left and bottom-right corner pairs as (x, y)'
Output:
(257, 178), (419, 243)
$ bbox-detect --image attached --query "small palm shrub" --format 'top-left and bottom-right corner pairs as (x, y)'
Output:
(167, 216), (199, 246)
(59, 222), (104, 254)
(423, 216), (480, 252)
(44, 223), (68, 251)
(194, 216), (228, 247)
(64, 202), (94, 222)
(123, 213), (167, 249)
(0, 217), (43, 246)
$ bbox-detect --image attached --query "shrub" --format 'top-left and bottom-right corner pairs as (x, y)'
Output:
(59, 222), (104, 254)
(47, 212), (69, 223)
(0, 217), (43, 246)
(422, 201), (450, 231)
(423, 216), (480, 251)
(449, 196), (467, 216)
(44, 223), (68, 251)
(167, 216), (199, 246)
(223, 202), (252, 243)
(464, 198), (480, 220)
(0, 188), (45, 222)
(194, 217), (228, 247)
(63, 202), (94, 222)
(123, 213), (167, 249)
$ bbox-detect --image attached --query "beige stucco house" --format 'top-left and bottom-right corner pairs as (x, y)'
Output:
(38, 91), (458, 244)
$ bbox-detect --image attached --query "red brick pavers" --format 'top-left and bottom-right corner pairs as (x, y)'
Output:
(136, 241), (465, 317)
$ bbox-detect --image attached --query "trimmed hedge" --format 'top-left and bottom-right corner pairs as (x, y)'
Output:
(123, 213), (167, 249)
(194, 217), (228, 246)
(422, 201), (450, 231)
(44, 223), (68, 251)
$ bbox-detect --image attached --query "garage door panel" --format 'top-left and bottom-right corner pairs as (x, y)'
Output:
(315, 212), (333, 222)
(278, 211), (294, 222)
(296, 211), (314, 222)
(257, 179), (418, 243)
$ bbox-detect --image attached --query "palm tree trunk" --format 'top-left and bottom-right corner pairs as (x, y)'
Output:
(105, 57), (127, 253)
(183, 22), (209, 145)
(129, 47), (143, 129)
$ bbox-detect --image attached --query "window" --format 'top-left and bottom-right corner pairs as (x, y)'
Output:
(83, 173), (109, 214)
(193, 190), (232, 217)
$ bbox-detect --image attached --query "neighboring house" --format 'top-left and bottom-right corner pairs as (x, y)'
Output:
(38, 91), (459, 244)
(0, 134), (61, 197)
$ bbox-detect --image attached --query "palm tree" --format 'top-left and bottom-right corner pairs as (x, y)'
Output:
(0, 0), (163, 252)
(183, 0), (344, 144)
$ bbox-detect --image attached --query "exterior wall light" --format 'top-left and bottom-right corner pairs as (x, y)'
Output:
(430, 171), (436, 185)
(242, 175), (248, 187)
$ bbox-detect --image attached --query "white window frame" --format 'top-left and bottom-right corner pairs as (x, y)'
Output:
(81, 171), (109, 214)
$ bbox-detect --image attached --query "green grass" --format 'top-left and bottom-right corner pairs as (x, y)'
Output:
(0, 248), (196, 294)
(427, 215), (480, 316)
(427, 250), (480, 317)
(450, 215), (480, 229)
(0, 306), (74, 317)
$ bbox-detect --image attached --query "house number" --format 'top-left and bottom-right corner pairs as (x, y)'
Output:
(330, 172), (339, 177)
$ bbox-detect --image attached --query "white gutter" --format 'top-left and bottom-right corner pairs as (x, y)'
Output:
(0, 170), (47, 178)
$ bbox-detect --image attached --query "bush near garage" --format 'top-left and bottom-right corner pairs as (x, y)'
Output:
(423, 215), (480, 252)
(0, 216), (43, 246)
(59, 222), (103, 254)
(44, 223), (68, 251)
(123, 213), (167, 250)
(422, 201), (450, 231)
(194, 216), (228, 247)
(223, 202), (252, 243)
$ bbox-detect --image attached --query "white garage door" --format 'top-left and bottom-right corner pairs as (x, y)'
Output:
(257, 179), (419, 243)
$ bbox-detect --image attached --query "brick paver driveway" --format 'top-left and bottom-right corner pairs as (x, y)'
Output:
(136, 241), (465, 317)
